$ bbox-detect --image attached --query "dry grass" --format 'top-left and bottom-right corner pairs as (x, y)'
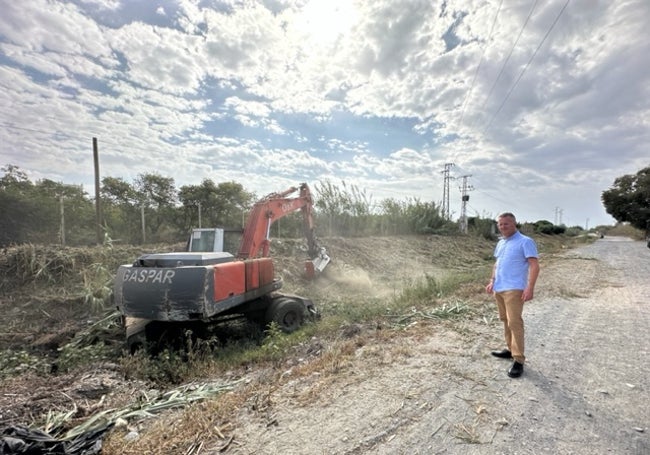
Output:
(1, 233), (584, 452)
(101, 383), (249, 454)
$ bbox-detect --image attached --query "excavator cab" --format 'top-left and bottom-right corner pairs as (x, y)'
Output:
(186, 228), (244, 254)
(187, 228), (225, 252)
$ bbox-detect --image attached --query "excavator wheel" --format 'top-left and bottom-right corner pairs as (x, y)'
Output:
(265, 297), (305, 333)
(125, 317), (208, 355)
(125, 317), (150, 354)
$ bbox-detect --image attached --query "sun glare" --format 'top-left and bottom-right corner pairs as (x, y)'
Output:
(294, 0), (359, 46)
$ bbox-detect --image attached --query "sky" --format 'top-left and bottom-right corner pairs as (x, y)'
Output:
(1, 0), (649, 229)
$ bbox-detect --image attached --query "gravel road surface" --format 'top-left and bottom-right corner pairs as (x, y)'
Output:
(227, 237), (649, 455)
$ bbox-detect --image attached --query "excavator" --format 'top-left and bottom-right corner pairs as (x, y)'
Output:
(114, 183), (330, 352)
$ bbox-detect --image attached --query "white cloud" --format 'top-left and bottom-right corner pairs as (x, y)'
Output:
(1, 0), (649, 227)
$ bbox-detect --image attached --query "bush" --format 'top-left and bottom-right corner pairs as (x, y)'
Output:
(533, 220), (565, 235)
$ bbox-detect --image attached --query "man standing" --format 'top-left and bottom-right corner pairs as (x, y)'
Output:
(485, 212), (539, 378)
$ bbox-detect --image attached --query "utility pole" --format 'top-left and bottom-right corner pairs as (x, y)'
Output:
(141, 205), (146, 244)
(441, 163), (455, 220)
(459, 175), (473, 234)
(93, 137), (102, 245)
(59, 196), (65, 246)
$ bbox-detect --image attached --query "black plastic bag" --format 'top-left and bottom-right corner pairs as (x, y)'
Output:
(0, 423), (112, 455)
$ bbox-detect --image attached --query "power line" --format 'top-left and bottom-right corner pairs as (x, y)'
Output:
(457, 0), (503, 127)
(472, 186), (512, 207)
(0, 121), (76, 139)
(0, 120), (125, 150)
(475, 0), (539, 128)
(451, 1), (536, 185)
(483, 0), (570, 133)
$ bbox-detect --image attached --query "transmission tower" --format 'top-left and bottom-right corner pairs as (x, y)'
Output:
(441, 163), (455, 220)
(459, 175), (474, 233)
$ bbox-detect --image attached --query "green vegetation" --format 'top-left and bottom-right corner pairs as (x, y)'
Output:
(0, 166), (471, 247)
(2, 164), (605, 250)
(602, 166), (650, 232)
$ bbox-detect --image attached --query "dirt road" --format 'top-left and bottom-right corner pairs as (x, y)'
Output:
(226, 237), (649, 454)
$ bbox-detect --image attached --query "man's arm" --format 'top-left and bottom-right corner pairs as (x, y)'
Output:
(522, 257), (539, 301)
(485, 262), (497, 294)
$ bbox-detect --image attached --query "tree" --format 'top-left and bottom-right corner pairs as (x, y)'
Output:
(134, 173), (178, 242)
(101, 176), (138, 205)
(0, 165), (35, 245)
(210, 181), (255, 228)
(533, 220), (565, 235)
(100, 173), (179, 244)
(178, 180), (254, 232)
(101, 176), (141, 243)
(0, 166), (95, 245)
(602, 166), (650, 231)
(0, 164), (31, 191)
(33, 179), (94, 244)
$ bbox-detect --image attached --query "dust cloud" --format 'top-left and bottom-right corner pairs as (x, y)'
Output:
(316, 263), (400, 299)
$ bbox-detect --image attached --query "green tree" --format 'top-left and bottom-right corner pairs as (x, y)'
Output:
(101, 173), (179, 244)
(533, 220), (565, 235)
(101, 176), (138, 205)
(0, 165), (94, 245)
(602, 166), (650, 231)
(0, 164), (31, 191)
(134, 173), (178, 242)
(178, 180), (254, 231)
(101, 176), (140, 243)
(211, 181), (255, 227)
(0, 165), (35, 245)
(33, 179), (94, 244)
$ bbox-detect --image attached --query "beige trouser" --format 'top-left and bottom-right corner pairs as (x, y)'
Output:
(494, 290), (525, 364)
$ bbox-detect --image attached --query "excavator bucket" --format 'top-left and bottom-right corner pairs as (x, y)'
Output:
(305, 247), (331, 279)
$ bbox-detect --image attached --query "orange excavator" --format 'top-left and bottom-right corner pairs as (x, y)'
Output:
(114, 183), (330, 352)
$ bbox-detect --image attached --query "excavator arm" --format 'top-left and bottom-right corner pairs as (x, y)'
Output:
(237, 183), (330, 276)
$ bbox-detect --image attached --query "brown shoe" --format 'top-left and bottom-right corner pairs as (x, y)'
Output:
(490, 349), (512, 359)
(508, 361), (524, 378)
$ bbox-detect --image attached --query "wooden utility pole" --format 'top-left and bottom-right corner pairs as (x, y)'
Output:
(93, 138), (102, 245)
(141, 205), (146, 244)
(59, 196), (65, 246)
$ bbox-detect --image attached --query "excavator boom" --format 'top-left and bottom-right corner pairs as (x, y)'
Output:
(237, 183), (330, 276)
